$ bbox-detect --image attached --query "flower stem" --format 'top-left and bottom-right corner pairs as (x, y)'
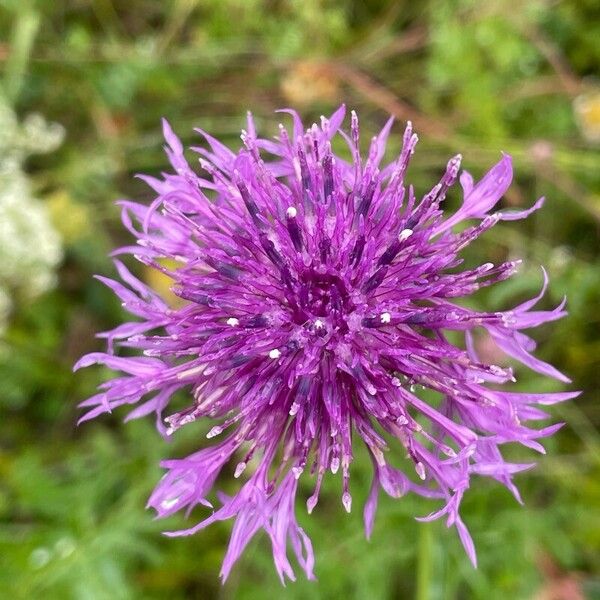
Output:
(416, 522), (433, 600)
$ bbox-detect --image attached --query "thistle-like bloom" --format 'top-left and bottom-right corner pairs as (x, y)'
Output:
(75, 106), (576, 582)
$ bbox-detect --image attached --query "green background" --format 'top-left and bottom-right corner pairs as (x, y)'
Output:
(1, 1), (599, 598)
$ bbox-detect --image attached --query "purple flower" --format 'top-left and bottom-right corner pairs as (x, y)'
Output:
(75, 105), (576, 581)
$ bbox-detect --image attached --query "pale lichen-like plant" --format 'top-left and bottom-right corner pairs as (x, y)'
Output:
(0, 98), (64, 334)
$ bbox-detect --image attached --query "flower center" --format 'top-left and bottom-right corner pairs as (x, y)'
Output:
(295, 269), (354, 326)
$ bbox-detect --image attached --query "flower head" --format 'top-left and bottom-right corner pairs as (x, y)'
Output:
(75, 105), (576, 581)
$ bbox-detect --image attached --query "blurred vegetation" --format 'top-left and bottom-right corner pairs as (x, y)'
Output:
(0, 1), (599, 598)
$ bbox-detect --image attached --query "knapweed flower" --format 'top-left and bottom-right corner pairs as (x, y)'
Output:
(75, 106), (576, 582)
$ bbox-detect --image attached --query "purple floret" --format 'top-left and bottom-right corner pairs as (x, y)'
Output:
(75, 105), (577, 581)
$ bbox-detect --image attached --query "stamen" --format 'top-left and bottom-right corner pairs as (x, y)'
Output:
(206, 425), (223, 438)
(399, 228), (413, 241)
(342, 491), (352, 513)
(355, 179), (377, 219)
(286, 206), (304, 252)
(351, 110), (359, 144)
(322, 152), (334, 201)
(350, 235), (365, 266)
(259, 233), (285, 268)
(297, 146), (312, 210)
(246, 314), (268, 328)
(235, 176), (262, 228)
(363, 266), (388, 293)
(330, 456), (340, 474)
(177, 365), (205, 379)
(378, 228), (413, 266)
(234, 462), (247, 478)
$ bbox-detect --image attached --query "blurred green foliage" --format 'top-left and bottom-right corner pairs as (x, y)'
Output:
(0, 1), (599, 598)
